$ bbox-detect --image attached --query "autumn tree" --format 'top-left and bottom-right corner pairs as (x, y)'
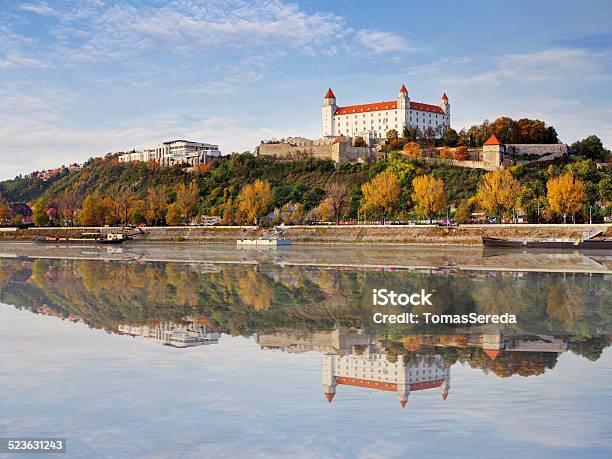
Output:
(222, 197), (236, 225)
(314, 198), (335, 222)
(79, 194), (107, 226)
(324, 182), (351, 224)
(547, 171), (586, 223)
(238, 179), (273, 225)
(411, 175), (446, 223)
(361, 171), (400, 222)
(174, 182), (200, 224)
(145, 187), (168, 226)
(453, 146), (468, 161)
(114, 188), (143, 226)
(353, 136), (367, 147)
(58, 190), (80, 226)
(454, 200), (472, 224)
(0, 196), (11, 225)
(476, 169), (521, 222)
(32, 198), (49, 227)
(402, 142), (421, 158)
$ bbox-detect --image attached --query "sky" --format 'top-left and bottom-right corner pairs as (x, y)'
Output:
(0, 0), (611, 179)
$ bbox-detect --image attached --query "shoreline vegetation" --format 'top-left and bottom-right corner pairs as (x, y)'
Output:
(0, 130), (610, 229)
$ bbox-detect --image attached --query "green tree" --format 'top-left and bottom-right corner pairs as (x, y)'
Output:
(440, 128), (459, 147)
(32, 198), (50, 227)
(572, 135), (609, 161)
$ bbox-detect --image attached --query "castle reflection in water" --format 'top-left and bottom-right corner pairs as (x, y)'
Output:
(257, 328), (586, 407)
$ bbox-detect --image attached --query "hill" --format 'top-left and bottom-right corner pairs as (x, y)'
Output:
(0, 152), (610, 225)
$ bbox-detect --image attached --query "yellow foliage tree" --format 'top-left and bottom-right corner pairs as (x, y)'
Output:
(361, 171), (400, 222)
(402, 142), (421, 158)
(145, 187), (168, 226)
(79, 194), (107, 226)
(238, 179), (273, 225)
(174, 182), (200, 224)
(477, 169), (521, 222)
(547, 171), (585, 223)
(411, 174), (446, 223)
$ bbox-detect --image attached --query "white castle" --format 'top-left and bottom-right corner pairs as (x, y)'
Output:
(322, 85), (450, 139)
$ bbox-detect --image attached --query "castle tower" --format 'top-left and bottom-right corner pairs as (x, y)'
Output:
(322, 88), (337, 138)
(321, 353), (337, 402)
(440, 376), (450, 400)
(398, 84), (409, 136)
(441, 92), (450, 116)
(397, 354), (410, 407)
(483, 134), (505, 169)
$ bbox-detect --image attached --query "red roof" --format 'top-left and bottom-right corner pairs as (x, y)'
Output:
(335, 377), (445, 392)
(410, 101), (444, 114)
(400, 84), (408, 93)
(335, 100), (397, 115)
(325, 392), (335, 402)
(325, 88), (336, 99)
(484, 349), (502, 360)
(334, 100), (444, 115)
(441, 92), (448, 100)
(484, 134), (503, 146)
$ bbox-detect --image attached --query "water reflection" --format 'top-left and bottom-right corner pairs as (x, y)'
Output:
(1, 253), (609, 398)
(0, 253), (609, 337)
(118, 319), (220, 348)
(256, 328), (609, 407)
(1, 247), (611, 457)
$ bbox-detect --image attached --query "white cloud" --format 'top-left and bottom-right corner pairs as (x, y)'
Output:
(19, 2), (57, 16)
(0, 52), (47, 69)
(355, 30), (412, 54)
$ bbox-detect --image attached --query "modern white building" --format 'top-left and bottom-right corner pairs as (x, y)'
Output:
(322, 343), (450, 407)
(118, 139), (222, 167)
(322, 85), (450, 139)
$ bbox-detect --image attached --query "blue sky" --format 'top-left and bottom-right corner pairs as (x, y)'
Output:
(0, 0), (611, 179)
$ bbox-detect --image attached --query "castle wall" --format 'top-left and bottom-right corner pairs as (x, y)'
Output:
(506, 144), (568, 157)
(258, 142), (336, 160)
(258, 139), (372, 163)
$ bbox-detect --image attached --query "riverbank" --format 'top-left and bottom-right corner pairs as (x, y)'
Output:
(1, 224), (610, 246)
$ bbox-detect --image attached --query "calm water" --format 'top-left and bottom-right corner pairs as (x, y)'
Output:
(0, 243), (611, 458)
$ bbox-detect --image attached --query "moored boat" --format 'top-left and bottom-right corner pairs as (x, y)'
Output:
(482, 235), (612, 250)
(36, 232), (127, 245)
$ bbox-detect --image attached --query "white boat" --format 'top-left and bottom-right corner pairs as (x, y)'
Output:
(237, 238), (292, 247)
